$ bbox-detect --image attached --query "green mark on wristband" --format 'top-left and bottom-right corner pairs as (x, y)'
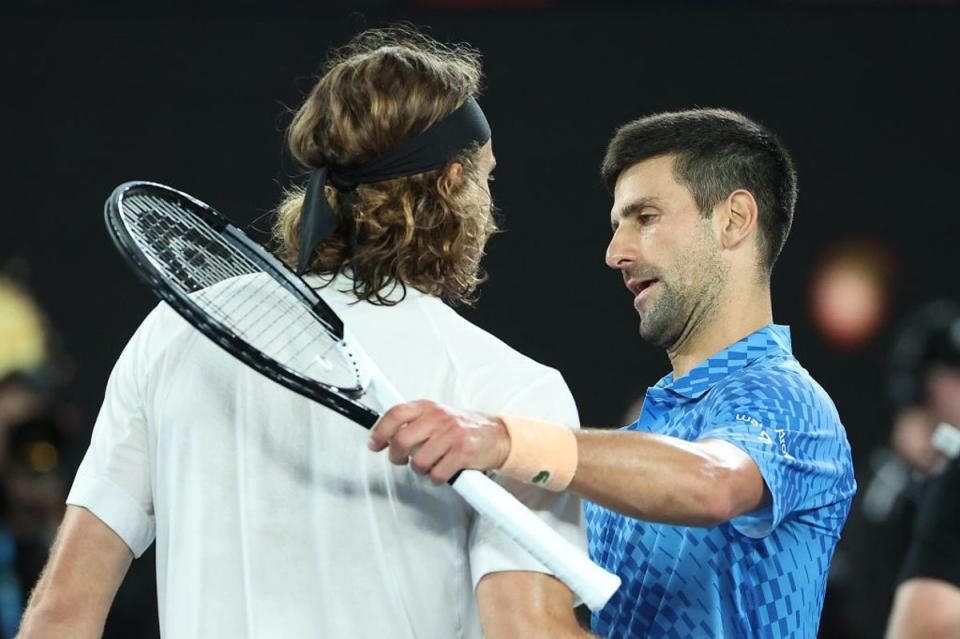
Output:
(532, 470), (551, 485)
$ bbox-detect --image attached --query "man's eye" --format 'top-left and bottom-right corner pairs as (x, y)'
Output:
(637, 214), (656, 225)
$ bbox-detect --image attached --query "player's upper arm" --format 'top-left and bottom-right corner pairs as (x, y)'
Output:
(699, 369), (855, 537)
(18, 505), (133, 639)
(476, 571), (592, 639)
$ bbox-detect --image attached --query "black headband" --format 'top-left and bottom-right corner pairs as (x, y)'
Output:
(297, 96), (491, 274)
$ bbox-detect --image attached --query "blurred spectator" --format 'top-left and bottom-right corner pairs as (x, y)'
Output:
(887, 300), (960, 474)
(0, 278), (46, 387)
(884, 303), (960, 638)
(885, 453), (960, 638)
(0, 275), (48, 639)
(829, 300), (960, 638)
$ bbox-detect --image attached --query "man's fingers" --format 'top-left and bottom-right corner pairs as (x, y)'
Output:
(427, 450), (468, 485)
(386, 415), (444, 465)
(409, 429), (455, 477)
(369, 401), (503, 483)
(388, 440), (412, 465)
(368, 400), (434, 451)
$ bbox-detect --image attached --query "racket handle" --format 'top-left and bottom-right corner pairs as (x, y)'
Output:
(451, 469), (620, 611)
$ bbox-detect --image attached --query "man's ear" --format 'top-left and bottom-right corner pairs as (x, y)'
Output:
(445, 161), (464, 184)
(719, 189), (759, 250)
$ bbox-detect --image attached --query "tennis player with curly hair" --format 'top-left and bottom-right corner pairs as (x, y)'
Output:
(19, 28), (590, 639)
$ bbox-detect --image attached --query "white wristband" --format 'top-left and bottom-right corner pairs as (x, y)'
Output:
(497, 416), (578, 491)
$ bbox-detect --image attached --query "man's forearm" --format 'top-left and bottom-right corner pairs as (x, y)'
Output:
(569, 429), (766, 526)
(369, 402), (767, 526)
(18, 560), (109, 639)
(18, 602), (106, 639)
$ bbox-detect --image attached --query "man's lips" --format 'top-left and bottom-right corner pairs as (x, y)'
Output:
(626, 277), (659, 301)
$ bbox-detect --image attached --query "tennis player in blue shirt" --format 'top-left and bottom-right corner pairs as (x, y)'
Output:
(371, 108), (856, 638)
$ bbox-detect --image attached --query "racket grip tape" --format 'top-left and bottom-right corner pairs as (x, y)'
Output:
(450, 469), (621, 611)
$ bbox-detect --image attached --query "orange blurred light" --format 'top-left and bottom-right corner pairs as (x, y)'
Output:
(809, 241), (895, 351)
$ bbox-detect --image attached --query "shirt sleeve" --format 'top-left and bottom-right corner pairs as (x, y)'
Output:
(465, 369), (588, 598)
(699, 368), (855, 539)
(898, 458), (960, 587)
(65, 307), (164, 557)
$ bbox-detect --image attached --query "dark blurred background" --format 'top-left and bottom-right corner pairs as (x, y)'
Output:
(2, 1), (959, 636)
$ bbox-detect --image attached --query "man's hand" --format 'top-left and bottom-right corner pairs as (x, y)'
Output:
(368, 400), (511, 484)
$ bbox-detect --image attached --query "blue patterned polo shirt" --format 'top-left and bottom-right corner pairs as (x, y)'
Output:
(585, 324), (855, 638)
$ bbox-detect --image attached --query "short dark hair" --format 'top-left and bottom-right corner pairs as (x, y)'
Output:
(601, 108), (798, 274)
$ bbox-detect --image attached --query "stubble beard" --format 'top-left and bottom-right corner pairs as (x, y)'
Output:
(636, 233), (726, 352)
(637, 280), (685, 349)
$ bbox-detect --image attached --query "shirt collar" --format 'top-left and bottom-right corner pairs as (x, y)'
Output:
(653, 324), (792, 400)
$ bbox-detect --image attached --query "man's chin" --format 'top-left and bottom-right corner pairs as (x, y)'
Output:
(637, 316), (659, 343)
(637, 314), (676, 350)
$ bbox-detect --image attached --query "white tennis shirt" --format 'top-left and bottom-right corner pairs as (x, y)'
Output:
(67, 274), (584, 638)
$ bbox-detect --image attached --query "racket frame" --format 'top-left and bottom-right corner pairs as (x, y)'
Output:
(105, 181), (378, 427)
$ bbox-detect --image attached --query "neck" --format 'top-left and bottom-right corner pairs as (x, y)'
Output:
(666, 278), (773, 379)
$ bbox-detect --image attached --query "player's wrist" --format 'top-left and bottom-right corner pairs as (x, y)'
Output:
(494, 416), (578, 491)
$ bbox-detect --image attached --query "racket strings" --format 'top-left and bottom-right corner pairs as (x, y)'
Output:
(120, 193), (359, 389)
(128, 195), (346, 379)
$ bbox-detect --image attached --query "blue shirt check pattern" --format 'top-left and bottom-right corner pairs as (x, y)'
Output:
(585, 325), (856, 638)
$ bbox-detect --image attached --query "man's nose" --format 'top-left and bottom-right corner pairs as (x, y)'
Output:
(605, 230), (636, 270)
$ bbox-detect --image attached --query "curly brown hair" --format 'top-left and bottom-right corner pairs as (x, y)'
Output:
(273, 27), (495, 306)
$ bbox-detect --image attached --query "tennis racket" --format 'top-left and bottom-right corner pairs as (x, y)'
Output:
(104, 180), (620, 611)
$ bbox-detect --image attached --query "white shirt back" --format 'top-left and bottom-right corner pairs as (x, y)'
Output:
(68, 275), (583, 638)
